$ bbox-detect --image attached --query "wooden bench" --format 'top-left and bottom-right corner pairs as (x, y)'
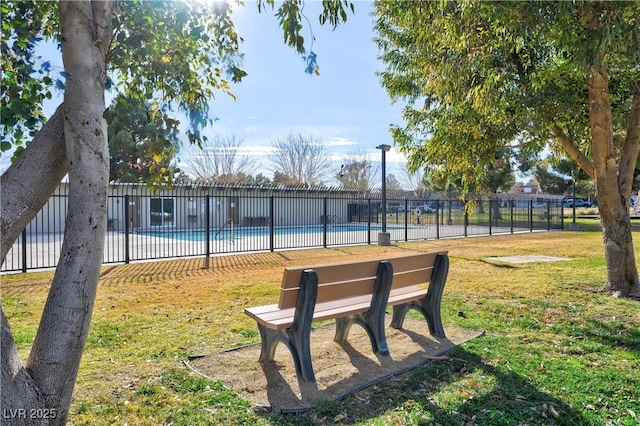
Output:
(244, 251), (449, 382)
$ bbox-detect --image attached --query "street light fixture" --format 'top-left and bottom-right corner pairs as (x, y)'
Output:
(376, 144), (391, 245)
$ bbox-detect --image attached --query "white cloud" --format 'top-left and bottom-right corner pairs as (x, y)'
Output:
(325, 137), (359, 147)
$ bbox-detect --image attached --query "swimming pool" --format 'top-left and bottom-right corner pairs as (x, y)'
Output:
(142, 223), (399, 241)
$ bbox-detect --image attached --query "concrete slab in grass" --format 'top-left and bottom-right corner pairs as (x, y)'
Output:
(484, 255), (571, 264)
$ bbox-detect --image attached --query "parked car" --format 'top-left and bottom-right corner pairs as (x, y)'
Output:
(564, 198), (590, 208)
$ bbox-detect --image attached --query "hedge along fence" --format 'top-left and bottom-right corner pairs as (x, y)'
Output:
(2, 183), (565, 273)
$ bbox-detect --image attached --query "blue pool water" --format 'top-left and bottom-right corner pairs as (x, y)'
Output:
(142, 224), (397, 241)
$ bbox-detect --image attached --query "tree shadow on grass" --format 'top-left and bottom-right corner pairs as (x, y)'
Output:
(581, 318), (640, 352)
(267, 346), (594, 426)
(394, 346), (591, 425)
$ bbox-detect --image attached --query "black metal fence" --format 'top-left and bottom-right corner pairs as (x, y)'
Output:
(2, 186), (565, 273)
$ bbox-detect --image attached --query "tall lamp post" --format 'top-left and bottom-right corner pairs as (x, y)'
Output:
(569, 169), (580, 230)
(376, 144), (391, 246)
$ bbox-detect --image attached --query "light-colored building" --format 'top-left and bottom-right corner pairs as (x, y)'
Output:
(27, 182), (357, 235)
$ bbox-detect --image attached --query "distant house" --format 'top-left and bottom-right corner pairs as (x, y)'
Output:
(510, 178), (542, 195)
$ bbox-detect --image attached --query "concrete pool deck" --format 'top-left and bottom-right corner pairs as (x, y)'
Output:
(3, 223), (556, 273)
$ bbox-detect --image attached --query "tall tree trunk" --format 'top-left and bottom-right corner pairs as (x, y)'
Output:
(490, 199), (502, 220)
(599, 207), (639, 297)
(1, 2), (114, 425)
(588, 65), (640, 298)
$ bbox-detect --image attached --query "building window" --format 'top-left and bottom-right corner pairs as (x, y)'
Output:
(150, 197), (174, 227)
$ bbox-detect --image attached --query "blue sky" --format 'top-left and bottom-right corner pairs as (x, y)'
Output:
(1, 1), (409, 184)
(180, 0), (407, 184)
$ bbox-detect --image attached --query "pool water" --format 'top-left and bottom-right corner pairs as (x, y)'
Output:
(142, 224), (397, 241)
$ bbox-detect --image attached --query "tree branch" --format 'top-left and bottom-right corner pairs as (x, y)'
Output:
(618, 92), (640, 198)
(550, 124), (595, 178)
(1, 105), (67, 263)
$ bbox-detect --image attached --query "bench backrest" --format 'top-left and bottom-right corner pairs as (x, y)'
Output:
(278, 251), (446, 309)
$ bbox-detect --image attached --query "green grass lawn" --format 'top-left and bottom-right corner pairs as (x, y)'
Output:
(2, 223), (639, 425)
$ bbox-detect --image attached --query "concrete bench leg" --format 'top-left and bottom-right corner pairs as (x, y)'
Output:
(334, 261), (392, 355)
(255, 270), (318, 382)
(257, 324), (282, 363)
(257, 325), (315, 382)
(287, 321), (315, 382)
(260, 269), (317, 382)
(334, 314), (388, 355)
(390, 253), (449, 338)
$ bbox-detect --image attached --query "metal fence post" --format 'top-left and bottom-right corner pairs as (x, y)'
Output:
(21, 229), (27, 273)
(124, 194), (130, 264)
(510, 200), (514, 234)
(404, 198), (408, 241)
(269, 195), (275, 252)
(205, 194), (211, 268)
(529, 200), (534, 232)
(436, 200), (440, 239)
(323, 197), (328, 248)
(367, 198), (371, 245)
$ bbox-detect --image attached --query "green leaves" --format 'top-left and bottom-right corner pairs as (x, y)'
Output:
(274, 0), (305, 53)
(319, 0), (354, 29)
(374, 0), (639, 196)
(107, 0), (246, 147)
(1, 1), (58, 154)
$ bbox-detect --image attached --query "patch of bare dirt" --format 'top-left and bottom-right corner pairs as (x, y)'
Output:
(188, 318), (483, 413)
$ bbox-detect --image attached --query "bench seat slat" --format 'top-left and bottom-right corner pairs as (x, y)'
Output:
(244, 303), (279, 316)
(246, 285), (431, 330)
(245, 305), (294, 324)
(246, 293), (376, 330)
(387, 285), (427, 305)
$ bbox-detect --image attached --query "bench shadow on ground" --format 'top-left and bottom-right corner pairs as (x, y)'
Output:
(261, 328), (460, 414)
(189, 317), (593, 424)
